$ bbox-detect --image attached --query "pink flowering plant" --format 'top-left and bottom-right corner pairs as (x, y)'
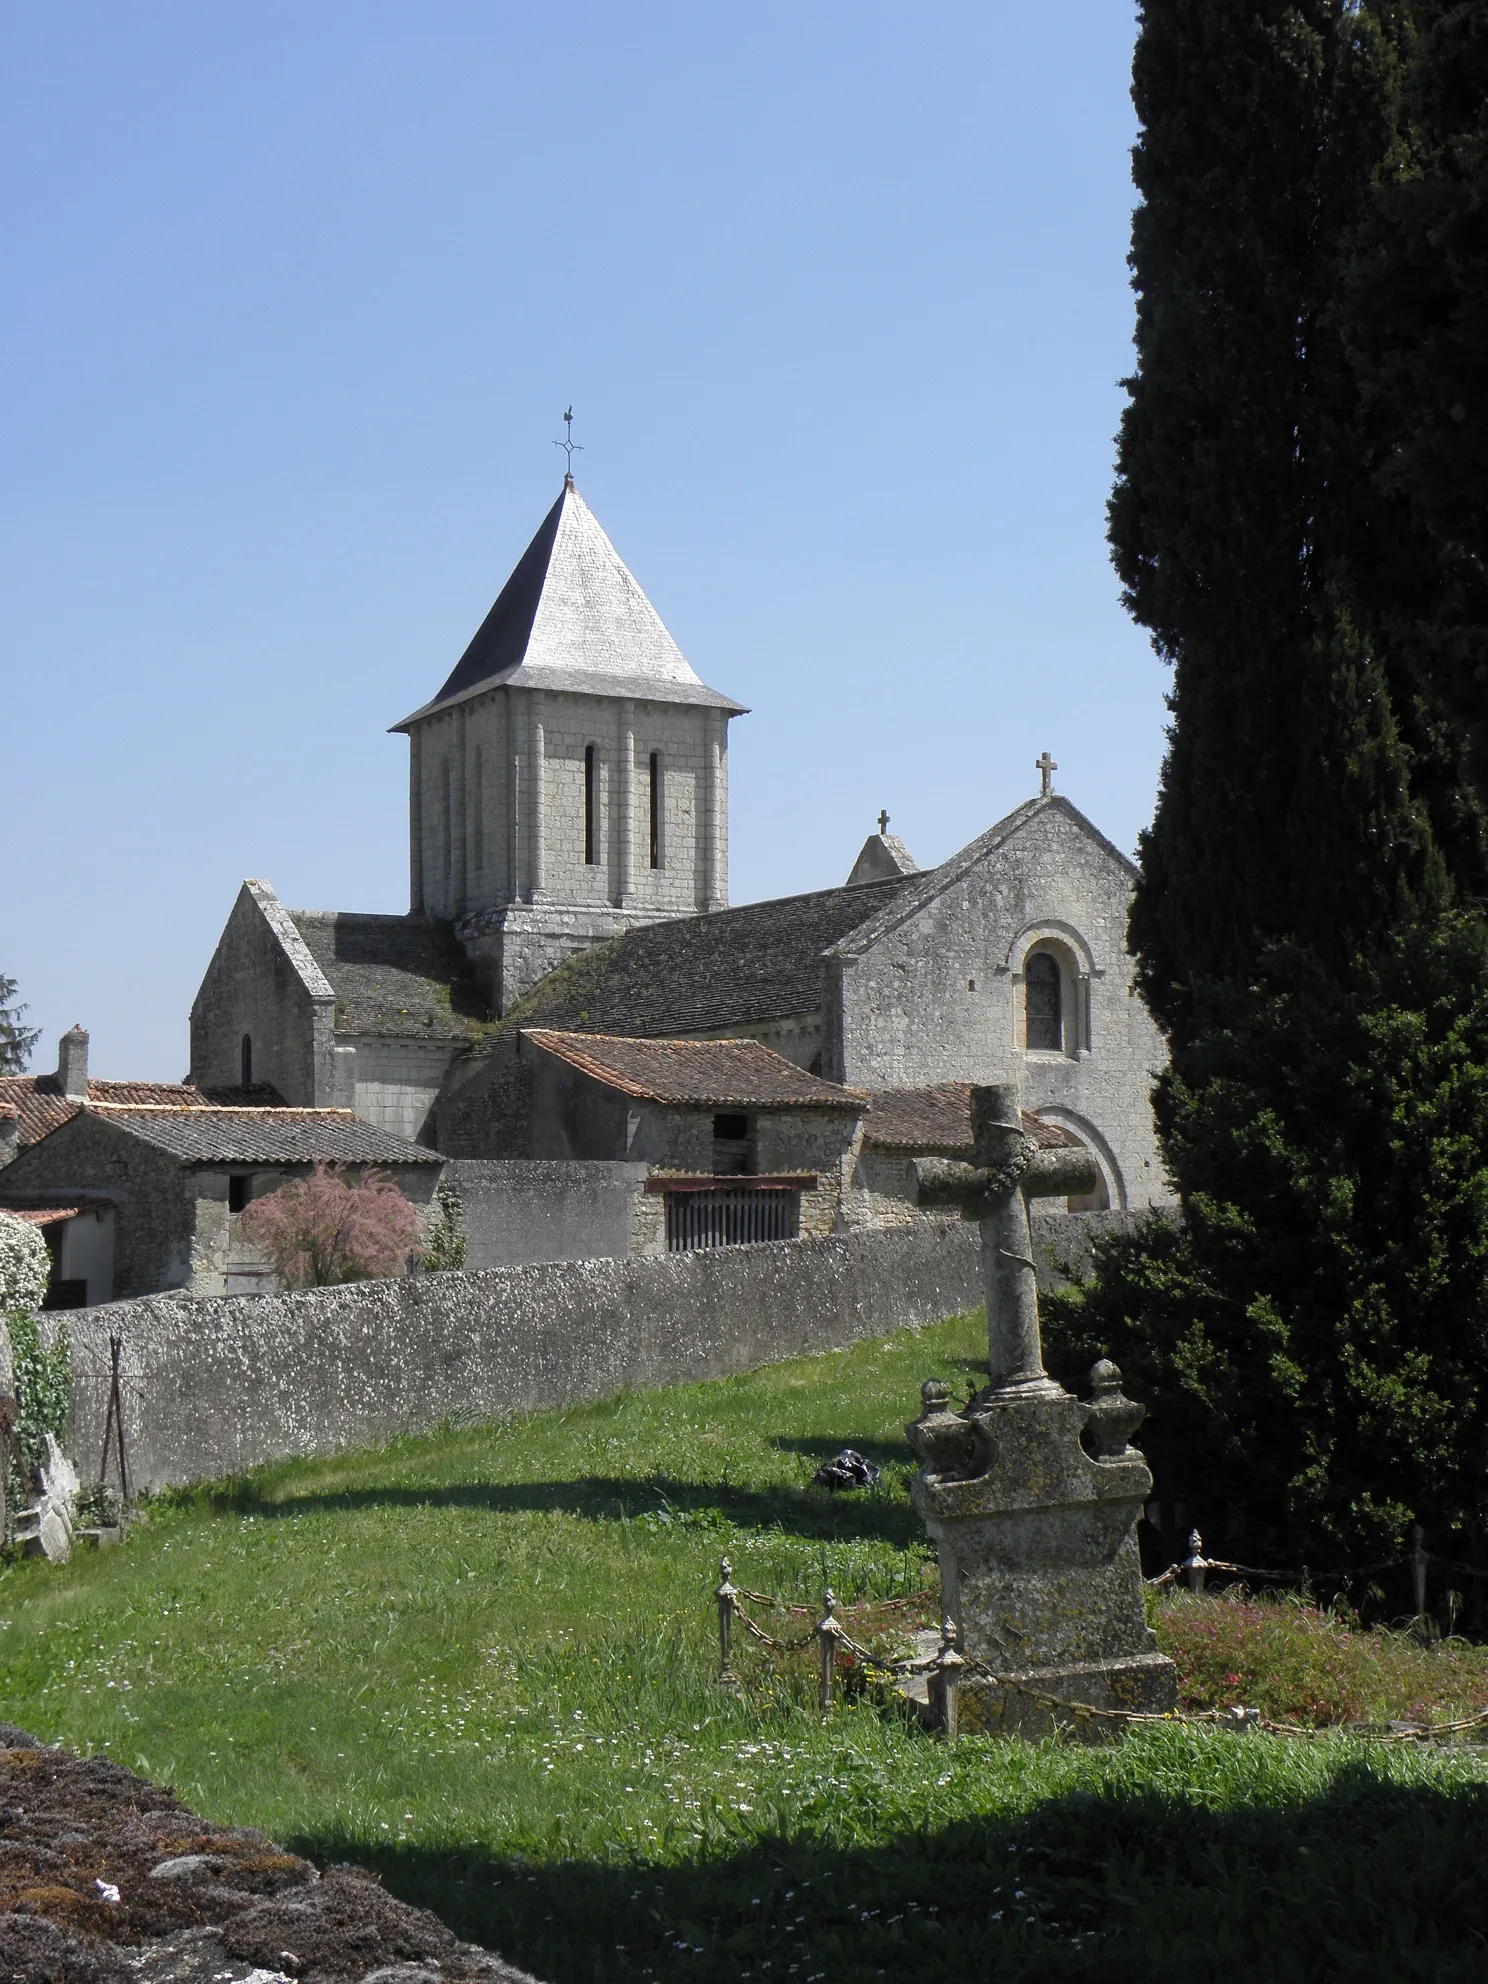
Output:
(1155, 1589), (1488, 1727)
(240, 1162), (420, 1289)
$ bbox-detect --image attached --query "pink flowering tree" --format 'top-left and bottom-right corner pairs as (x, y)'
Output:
(240, 1163), (420, 1289)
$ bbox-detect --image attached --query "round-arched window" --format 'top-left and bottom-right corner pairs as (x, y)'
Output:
(1025, 951), (1062, 1052)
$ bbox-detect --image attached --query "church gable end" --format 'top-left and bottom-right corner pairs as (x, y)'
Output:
(190, 880), (338, 1107)
(823, 795), (1168, 1211)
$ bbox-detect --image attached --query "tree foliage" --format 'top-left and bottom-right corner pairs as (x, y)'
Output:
(0, 1212), (69, 1501)
(0, 977), (39, 1077)
(417, 1185), (467, 1274)
(240, 1164), (421, 1289)
(1058, 0), (1488, 1567)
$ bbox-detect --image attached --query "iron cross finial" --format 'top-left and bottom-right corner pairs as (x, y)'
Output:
(878, 809), (890, 836)
(1036, 750), (1057, 798)
(554, 406), (583, 484)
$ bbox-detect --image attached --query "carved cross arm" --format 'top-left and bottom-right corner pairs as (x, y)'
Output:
(914, 1144), (1098, 1218)
(1022, 1146), (1099, 1200)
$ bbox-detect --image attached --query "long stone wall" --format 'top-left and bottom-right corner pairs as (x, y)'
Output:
(69, 1222), (980, 1493)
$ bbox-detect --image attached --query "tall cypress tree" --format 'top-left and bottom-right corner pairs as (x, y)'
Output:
(1047, 1), (1488, 1570)
(1345, 0), (1488, 898)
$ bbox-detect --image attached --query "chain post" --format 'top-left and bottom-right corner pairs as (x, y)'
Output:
(928, 1615), (965, 1741)
(1187, 1529), (1206, 1595)
(1411, 1524), (1428, 1619)
(715, 1556), (738, 1679)
(817, 1587), (843, 1719)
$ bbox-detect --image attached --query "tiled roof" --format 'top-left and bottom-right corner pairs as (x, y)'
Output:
(505, 875), (917, 1038)
(0, 1205), (87, 1227)
(287, 912), (488, 1040)
(393, 481), (744, 727)
(85, 1106), (444, 1166)
(860, 1084), (1080, 1156)
(0, 1077), (284, 1151)
(523, 1030), (867, 1109)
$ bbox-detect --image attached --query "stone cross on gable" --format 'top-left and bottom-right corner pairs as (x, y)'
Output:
(878, 809), (890, 836)
(1036, 751), (1057, 799)
(915, 1082), (1096, 1394)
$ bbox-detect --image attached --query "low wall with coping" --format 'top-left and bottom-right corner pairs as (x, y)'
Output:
(69, 1222), (980, 1492)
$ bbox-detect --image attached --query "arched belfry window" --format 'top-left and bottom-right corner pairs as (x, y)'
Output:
(1025, 952), (1062, 1052)
(241, 1034), (253, 1088)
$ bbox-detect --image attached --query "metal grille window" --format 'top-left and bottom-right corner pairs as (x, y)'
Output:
(1025, 951), (1062, 1052)
(666, 1187), (801, 1252)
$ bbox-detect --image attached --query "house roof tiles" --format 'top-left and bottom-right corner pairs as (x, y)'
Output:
(0, 1077), (285, 1152)
(860, 1083), (1080, 1156)
(523, 1030), (866, 1109)
(82, 1106), (443, 1167)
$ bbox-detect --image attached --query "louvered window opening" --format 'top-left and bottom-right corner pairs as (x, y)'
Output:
(666, 1187), (801, 1252)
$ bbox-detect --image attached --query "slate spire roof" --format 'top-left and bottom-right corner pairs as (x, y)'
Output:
(393, 479), (745, 728)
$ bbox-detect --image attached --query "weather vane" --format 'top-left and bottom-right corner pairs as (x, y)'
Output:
(554, 406), (583, 483)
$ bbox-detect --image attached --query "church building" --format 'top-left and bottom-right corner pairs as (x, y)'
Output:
(189, 476), (1172, 1216)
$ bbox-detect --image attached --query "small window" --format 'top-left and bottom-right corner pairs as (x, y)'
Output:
(649, 752), (661, 868)
(228, 1175), (250, 1213)
(1025, 952), (1062, 1052)
(472, 743), (485, 873)
(712, 1111), (752, 1176)
(241, 1034), (253, 1087)
(584, 745), (598, 865)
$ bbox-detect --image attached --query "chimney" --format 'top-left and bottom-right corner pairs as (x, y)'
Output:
(0, 1107), (18, 1168)
(57, 1025), (89, 1100)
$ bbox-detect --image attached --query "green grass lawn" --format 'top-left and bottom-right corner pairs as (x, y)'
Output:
(4, 1308), (1488, 1982)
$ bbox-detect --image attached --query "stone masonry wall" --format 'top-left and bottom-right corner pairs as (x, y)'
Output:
(0, 1114), (195, 1298)
(351, 1037), (454, 1142)
(418, 686), (728, 922)
(71, 1222), (982, 1491)
(444, 1158), (648, 1266)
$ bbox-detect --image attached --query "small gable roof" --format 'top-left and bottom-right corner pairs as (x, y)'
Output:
(845, 831), (919, 887)
(392, 481), (744, 728)
(287, 912), (488, 1040)
(523, 1030), (866, 1110)
(861, 1084), (1080, 1157)
(506, 874), (918, 1037)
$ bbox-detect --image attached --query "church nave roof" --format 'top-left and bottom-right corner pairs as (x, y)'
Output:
(502, 874), (917, 1038)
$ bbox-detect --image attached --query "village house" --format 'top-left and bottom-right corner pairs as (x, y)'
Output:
(0, 1105), (443, 1302)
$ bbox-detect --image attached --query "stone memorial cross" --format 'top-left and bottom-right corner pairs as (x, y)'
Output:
(905, 1081), (1178, 1736)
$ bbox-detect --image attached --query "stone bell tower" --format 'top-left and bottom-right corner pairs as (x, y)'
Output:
(391, 476), (746, 1013)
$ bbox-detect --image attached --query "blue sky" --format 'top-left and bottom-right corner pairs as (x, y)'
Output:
(3, 1), (1162, 1080)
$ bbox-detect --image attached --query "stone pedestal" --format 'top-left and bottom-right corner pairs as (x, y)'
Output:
(907, 1377), (1176, 1736)
(906, 1080), (1177, 1738)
